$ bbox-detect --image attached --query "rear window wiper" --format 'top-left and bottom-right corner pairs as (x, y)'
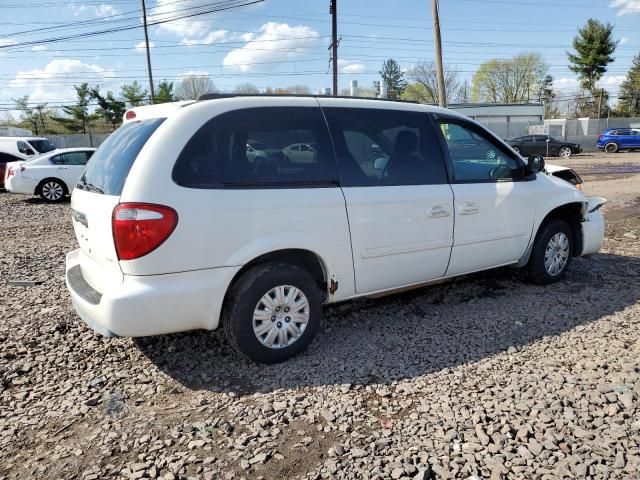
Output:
(77, 180), (104, 194)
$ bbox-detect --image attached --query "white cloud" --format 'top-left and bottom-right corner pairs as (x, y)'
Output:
(610, 0), (640, 15)
(597, 75), (626, 89)
(620, 36), (629, 45)
(133, 41), (155, 53)
(223, 22), (319, 72)
(150, 0), (213, 38)
(94, 4), (120, 17)
(68, 3), (86, 16)
(179, 70), (210, 78)
(181, 30), (228, 46)
(32, 45), (48, 52)
(8, 59), (114, 103)
(338, 59), (366, 74)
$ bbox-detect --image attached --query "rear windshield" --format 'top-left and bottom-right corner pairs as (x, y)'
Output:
(28, 139), (56, 153)
(78, 118), (164, 195)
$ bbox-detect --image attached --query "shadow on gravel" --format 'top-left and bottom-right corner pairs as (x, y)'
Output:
(135, 252), (640, 395)
(24, 197), (70, 205)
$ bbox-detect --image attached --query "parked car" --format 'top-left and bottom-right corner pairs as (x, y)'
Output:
(0, 151), (28, 189)
(65, 95), (605, 364)
(0, 136), (57, 157)
(507, 135), (581, 158)
(282, 143), (317, 164)
(596, 128), (640, 153)
(4, 148), (95, 202)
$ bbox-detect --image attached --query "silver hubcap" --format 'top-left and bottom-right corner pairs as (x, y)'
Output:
(605, 143), (616, 153)
(513, 147), (520, 153)
(252, 285), (309, 349)
(544, 232), (570, 276)
(559, 147), (571, 157)
(42, 182), (63, 200)
(486, 149), (496, 159)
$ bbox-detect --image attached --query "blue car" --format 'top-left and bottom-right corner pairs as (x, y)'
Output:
(597, 128), (640, 153)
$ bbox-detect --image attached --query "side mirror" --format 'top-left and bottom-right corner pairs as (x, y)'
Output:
(373, 157), (389, 170)
(527, 154), (545, 174)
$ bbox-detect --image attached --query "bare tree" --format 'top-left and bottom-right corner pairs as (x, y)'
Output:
(175, 75), (217, 100)
(405, 62), (464, 104)
(234, 82), (260, 94)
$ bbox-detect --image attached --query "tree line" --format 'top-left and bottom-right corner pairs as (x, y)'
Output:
(377, 18), (639, 119)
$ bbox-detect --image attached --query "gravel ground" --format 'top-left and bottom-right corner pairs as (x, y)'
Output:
(1, 162), (640, 479)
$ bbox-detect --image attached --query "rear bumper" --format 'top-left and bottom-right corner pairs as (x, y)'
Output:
(580, 210), (605, 256)
(65, 248), (240, 337)
(5, 175), (37, 194)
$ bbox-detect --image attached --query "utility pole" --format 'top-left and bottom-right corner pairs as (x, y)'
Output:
(330, 0), (338, 96)
(432, 0), (446, 107)
(597, 88), (604, 118)
(141, 0), (155, 104)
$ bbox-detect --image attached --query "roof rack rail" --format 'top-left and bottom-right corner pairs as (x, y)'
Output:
(196, 93), (419, 104)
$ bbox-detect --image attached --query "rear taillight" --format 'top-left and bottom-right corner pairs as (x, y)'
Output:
(125, 110), (136, 120)
(597, 134), (602, 141)
(112, 203), (178, 261)
(7, 167), (14, 178)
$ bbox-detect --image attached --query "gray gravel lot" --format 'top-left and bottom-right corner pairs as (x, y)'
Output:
(1, 162), (640, 479)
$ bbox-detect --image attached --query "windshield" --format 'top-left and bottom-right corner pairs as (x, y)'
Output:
(78, 118), (164, 195)
(28, 139), (56, 153)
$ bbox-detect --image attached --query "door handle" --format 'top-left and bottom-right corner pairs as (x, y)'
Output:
(57, 167), (67, 170)
(457, 202), (480, 215)
(428, 205), (450, 218)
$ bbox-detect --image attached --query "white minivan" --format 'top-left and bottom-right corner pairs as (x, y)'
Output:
(66, 96), (605, 363)
(0, 136), (57, 157)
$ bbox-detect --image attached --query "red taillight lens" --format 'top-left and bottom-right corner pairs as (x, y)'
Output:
(125, 110), (136, 120)
(597, 134), (602, 141)
(112, 203), (178, 260)
(7, 167), (14, 177)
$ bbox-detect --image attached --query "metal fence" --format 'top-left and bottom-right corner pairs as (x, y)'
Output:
(49, 133), (111, 149)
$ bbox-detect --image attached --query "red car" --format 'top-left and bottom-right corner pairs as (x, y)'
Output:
(0, 151), (29, 189)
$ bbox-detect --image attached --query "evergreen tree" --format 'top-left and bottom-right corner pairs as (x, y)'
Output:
(567, 19), (618, 93)
(379, 59), (406, 100)
(155, 80), (175, 103)
(618, 53), (640, 116)
(91, 87), (126, 131)
(120, 81), (148, 107)
(52, 83), (93, 133)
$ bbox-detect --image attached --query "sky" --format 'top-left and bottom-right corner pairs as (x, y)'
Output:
(0, 0), (639, 118)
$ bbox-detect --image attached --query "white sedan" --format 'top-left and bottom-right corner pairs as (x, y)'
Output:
(4, 148), (96, 202)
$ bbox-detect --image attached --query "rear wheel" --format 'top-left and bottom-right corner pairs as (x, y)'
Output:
(512, 146), (521, 154)
(39, 179), (66, 202)
(558, 146), (572, 158)
(223, 262), (322, 363)
(604, 142), (618, 153)
(528, 219), (573, 285)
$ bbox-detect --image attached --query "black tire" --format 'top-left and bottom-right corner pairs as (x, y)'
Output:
(38, 178), (66, 202)
(223, 262), (322, 364)
(512, 146), (521, 154)
(528, 219), (573, 285)
(604, 142), (618, 153)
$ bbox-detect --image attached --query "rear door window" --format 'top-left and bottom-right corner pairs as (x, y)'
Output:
(173, 107), (338, 188)
(51, 151), (91, 166)
(78, 119), (164, 195)
(323, 107), (447, 187)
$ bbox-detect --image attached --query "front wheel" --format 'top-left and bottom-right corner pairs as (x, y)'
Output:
(223, 262), (322, 363)
(528, 219), (573, 285)
(39, 179), (66, 202)
(558, 146), (572, 158)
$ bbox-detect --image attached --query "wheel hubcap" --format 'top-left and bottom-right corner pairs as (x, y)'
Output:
(252, 285), (309, 349)
(560, 147), (571, 157)
(486, 149), (496, 159)
(544, 232), (570, 276)
(42, 182), (63, 200)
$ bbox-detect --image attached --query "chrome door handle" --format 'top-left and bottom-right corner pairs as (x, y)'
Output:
(457, 202), (480, 215)
(428, 205), (450, 218)
(57, 167), (67, 170)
